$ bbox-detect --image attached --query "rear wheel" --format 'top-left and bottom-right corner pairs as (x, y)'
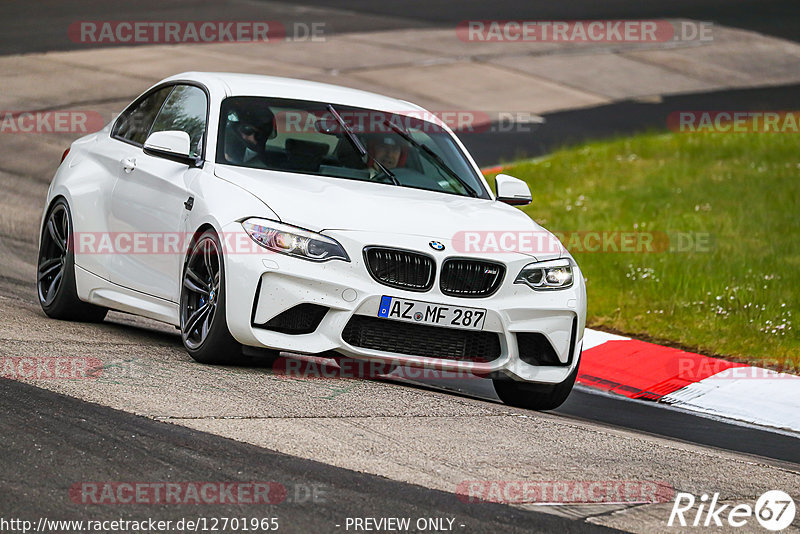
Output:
(180, 230), (242, 364)
(37, 199), (107, 322)
(493, 360), (579, 411)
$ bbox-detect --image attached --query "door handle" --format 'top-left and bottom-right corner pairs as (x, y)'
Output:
(121, 157), (137, 173)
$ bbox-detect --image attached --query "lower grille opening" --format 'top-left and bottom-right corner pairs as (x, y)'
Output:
(516, 332), (569, 366)
(257, 303), (329, 334)
(342, 315), (501, 363)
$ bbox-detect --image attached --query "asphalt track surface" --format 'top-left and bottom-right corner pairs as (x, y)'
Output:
(460, 82), (800, 165)
(2, 0), (799, 55)
(0, 377), (610, 533)
(3, 0), (800, 168)
(1, 1), (799, 531)
(406, 378), (800, 466)
(294, 0), (800, 43)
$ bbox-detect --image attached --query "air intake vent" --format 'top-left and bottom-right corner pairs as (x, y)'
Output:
(364, 247), (435, 292)
(342, 315), (501, 363)
(516, 318), (576, 367)
(258, 303), (328, 334)
(440, 259), (505, 297)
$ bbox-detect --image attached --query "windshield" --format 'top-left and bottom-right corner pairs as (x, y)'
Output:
(215, 96), (489, 198)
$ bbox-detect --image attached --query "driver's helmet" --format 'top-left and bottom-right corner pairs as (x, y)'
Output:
(224, 100), (275, 164)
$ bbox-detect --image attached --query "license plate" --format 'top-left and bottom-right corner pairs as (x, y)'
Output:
(377, 296), (486, 331)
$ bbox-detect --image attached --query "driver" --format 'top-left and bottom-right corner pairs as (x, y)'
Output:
(223, 102), (275, 166)
(366, 134), (407, 170)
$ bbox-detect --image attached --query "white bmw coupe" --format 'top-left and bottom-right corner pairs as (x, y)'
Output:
(38, 72), (586, 409)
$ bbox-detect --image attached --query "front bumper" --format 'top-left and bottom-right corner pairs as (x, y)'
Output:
(224, 226), (586, 384)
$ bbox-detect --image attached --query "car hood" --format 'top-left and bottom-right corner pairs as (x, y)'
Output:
(215, 165), (562, 253)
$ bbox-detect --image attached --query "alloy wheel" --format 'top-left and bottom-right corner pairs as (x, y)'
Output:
(37, 204), (69, 307)
(181, 237), (221, 350)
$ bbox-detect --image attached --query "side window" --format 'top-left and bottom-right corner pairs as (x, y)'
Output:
(149, 85), (208, 158)
(112, 86), (173, 146)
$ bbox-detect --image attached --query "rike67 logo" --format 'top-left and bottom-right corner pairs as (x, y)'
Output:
(668, 490), (796, 531)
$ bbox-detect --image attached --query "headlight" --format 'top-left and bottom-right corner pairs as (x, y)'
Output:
(515, 258), (573, 290)
(241, 218), (349, 262)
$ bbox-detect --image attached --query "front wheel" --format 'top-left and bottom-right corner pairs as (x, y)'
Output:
(180, 230), (243, 364)
(493, 360), (579, 411)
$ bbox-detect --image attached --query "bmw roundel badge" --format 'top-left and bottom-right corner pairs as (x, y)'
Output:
(429, 241), (445, 251)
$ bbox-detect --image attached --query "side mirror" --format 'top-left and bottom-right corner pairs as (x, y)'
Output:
(495, 173), (531, 206)
(143, 130), (198, 166)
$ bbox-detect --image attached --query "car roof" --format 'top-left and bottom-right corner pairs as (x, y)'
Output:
(162, 71), (426, 115)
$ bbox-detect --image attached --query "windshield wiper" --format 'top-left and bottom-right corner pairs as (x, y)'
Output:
(326, 105), (400, 186)
(382, 119), (478, 198)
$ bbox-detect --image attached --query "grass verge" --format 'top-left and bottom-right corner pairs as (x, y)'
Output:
(489, 131), (798, 370)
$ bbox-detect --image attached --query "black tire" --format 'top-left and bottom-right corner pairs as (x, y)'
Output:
(37, 198), (108, 322)
(180, 230), (246, 364)
(493, 358), (580, 411)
